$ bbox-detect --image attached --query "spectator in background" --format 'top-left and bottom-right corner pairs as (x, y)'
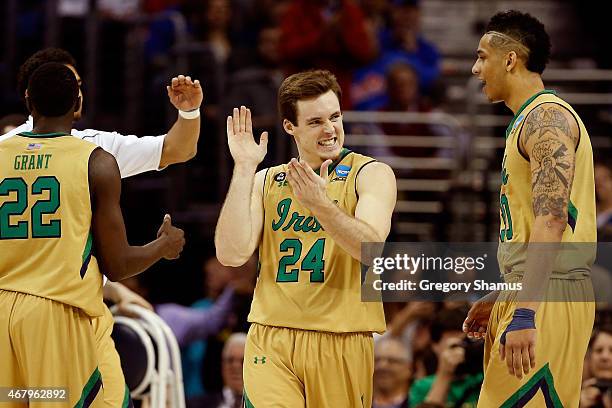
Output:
(183, 0), (232, 63)
(225, 23), (283, 165)
(596, 159), (612, 241)
(155, 256), (256, 399)
(189, 332), (247, 408)
(199, 256), (257, 396)
(0, 114), (27, 134)
(279, 0), (377, 108)
(380, 61), (432, 156)
(237, 0), (291, 48)
(384, 62), (426, 113)
(373, 337), (413, 408)
(385, 301), (435, 361)
(581, 326), (612, 408)
(410, 307), (483, 408)
(382, 0), (439, 86)
(360, 0), (389, 36)
(351, 0), (440, 111)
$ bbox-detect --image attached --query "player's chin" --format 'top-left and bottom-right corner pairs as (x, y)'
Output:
(483, 86), (501, 103)
(316, 142), (342, 160)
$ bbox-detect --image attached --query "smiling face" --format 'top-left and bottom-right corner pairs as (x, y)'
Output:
(472, 34), (511, 103)
(284, 89), (344, 166)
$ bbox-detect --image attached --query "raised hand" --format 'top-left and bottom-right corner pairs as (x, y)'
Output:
(157, 214), (185, 260)
(226, 106), (268, 168)
(286, 158), (333, 211)
(167, 75), (203, 112)
(437, 337), (466, 376)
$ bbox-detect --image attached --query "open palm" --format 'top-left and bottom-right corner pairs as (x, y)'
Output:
(226, 106), (268, 167)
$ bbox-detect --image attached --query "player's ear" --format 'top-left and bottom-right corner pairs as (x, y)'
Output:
(25, 92), (32, 113)
(283, 119), (295, 136)
(74, 96), (82, 114)
(506, 51), (518, 72)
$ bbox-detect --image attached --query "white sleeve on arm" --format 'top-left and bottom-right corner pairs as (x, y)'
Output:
(72, 128), (165, 178)
(0, 118), (33, 143)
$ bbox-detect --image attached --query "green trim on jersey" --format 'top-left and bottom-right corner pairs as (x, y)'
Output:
(500, 363), (562, 408)
(82, 232), (93, 264)
(314, 148), (352, 176)
(243, 390), (255, 408)
(74, 367), (102, 408)
(18, 131), (69, 138)
(122, 384), (131, 408)
(568, 200), (578, 231)
(505, 90), (557, 139)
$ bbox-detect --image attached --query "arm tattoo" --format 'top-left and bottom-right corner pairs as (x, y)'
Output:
(531, 138), (574, 218)
(523, 105), (575, 146)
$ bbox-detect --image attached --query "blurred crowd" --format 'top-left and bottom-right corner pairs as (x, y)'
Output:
(4, 0), (442, 131)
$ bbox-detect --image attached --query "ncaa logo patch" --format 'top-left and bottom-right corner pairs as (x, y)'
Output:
(274, 172), (286, 182)
(513, 114), (525, 130)
(335, 165), (351, 178)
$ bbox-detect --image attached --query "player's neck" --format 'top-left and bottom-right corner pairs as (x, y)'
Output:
(31, 116), (73, 135)
(504, 74), (545, 115)
(296, 150), (326, 171)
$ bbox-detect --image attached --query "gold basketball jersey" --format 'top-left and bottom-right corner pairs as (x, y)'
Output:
(248, 148), (386, 333)
(0, 132), (104, 317)
(498, 91), (597, 276)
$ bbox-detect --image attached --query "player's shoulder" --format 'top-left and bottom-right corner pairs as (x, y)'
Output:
(0, 121), (31, 143)
(264, 163), (288, 184)
(88, 147), (120, 179)
(521, 101), (580, 144)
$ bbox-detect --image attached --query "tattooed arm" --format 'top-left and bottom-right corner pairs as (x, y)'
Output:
(501, 103), (579, 378)
(518, 103), (579, 307)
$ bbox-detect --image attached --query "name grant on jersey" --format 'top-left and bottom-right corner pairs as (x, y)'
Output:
(13, 154), (52, 170)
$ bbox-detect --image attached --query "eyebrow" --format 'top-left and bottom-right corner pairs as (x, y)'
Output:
(305, 111), (341, 123)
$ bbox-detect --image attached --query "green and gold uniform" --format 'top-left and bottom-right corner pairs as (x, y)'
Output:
(479, 91), (596, 408)
(244, 149), (385, 407)
(0, 132), (103, 407)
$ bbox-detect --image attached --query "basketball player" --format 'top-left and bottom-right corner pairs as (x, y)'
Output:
(215, 70), (397, 407)
(464, 10), (596, 406)
(0, 63), (185, 406)
(0, 47), (203, 407)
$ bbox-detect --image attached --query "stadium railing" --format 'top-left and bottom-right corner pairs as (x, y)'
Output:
(111, 304), (186, 408)
(342, 110), (468, 241)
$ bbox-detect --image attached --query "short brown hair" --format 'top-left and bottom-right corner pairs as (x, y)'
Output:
(278, 70), (342, 125)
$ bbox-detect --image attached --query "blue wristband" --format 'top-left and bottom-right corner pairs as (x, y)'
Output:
(500, 308), (536, 345)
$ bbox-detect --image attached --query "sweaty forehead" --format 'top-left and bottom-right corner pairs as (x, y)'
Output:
(478, 34), (494, 52)
(296, 90), (340, 122)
